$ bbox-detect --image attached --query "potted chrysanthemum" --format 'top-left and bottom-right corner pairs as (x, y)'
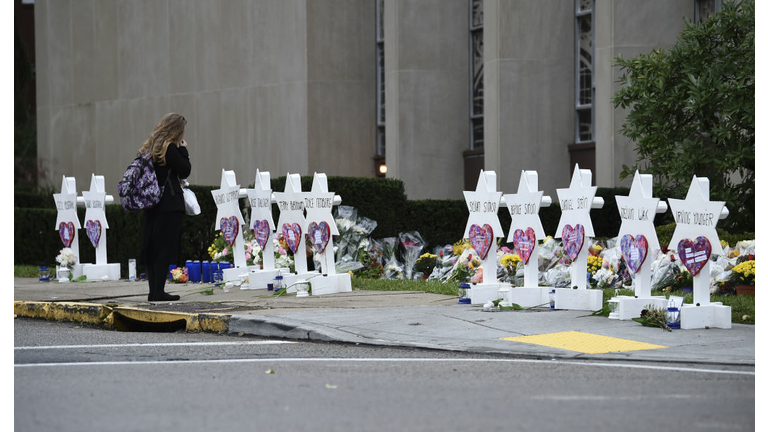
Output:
(731, 259), (755, 296)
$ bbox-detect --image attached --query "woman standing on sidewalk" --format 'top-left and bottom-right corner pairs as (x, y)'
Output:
(138, 113), (191, 301)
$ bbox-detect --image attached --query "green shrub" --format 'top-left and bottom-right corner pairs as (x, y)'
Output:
(13, 178), (755, 273)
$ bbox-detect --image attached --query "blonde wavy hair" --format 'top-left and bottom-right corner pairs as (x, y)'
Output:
(139, 113), (187, 166)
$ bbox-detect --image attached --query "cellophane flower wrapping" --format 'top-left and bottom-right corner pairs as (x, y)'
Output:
(427, 245), (456, 281)
(650, 250), (681, 290)
(378, 237), (403, 279)
(399, 231), (425, 280)
(56, 248), (78, 268)
(333, 205), (358, 263)
(446, 248), (480, 283)
(333, 206), (378, 273)
(543, 263), (571, 287)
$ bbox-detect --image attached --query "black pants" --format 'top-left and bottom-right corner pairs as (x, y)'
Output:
(140, 210), (184, 296)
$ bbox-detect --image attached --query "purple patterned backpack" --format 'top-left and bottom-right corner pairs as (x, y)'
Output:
(117, 152), (166, 211)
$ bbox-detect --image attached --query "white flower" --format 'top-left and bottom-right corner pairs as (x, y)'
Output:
(56, 248), (78, 268)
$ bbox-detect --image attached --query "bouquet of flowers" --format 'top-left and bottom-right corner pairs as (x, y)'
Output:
(171, 267), (189, 283)
(273, 237), (294, 271)
(56, 248), (78, 269)
(244, 236), (260, 267)
(334, 205), (358, 263)
(208, 232), (233, 263)
(426, 245), (457, 282)
(447, 248), (481, 283)
(498, 250), (522, 284)
(399, 231), (425, 280)
(378, 237), (403, 279)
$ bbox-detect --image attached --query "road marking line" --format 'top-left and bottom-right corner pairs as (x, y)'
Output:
(13, 357), (754, 375)
(14, 341), (296, 350)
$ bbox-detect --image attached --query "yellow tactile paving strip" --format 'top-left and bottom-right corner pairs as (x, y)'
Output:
(501, 331), (667, 354)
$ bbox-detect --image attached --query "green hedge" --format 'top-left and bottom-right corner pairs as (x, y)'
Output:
(14, 179), (754, 271)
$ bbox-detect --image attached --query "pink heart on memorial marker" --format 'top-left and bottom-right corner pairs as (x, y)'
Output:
(282, 223), (302, 254)
(59, 222), (75, 248)
(677, 236), (712, 277)
(307, 221), (331, 254)
(562, 224), (585, 262)
(253, 220), (271, 250)
(620, 234), (649, 274)
(220, 216), (239, 246)
(469, 224), (493, 260)
(85, 220), (101, 248)
(512, 228), (536, 265)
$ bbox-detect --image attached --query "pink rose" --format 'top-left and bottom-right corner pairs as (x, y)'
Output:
(222, 248), (228, 256)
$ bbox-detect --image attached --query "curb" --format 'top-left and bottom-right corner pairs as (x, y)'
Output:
(14, 301), (230, 333)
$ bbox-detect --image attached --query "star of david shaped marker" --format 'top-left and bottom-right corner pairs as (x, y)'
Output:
(305, 173), (339, 236)
(615, 170), (662, 251)
(212, 169), (245, 228)
(274, 173), (308, 234)
(667, 176), (726, 256)
(54, 175), (81, 230)
(82, 174), (109, 229)
(246, 169), (276, 232)
(555, 164), (597, 238)
(462, 170), (503, 238)
(504, 170), (545, 240)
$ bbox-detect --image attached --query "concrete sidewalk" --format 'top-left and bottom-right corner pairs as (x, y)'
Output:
(13, 277), (755, 366)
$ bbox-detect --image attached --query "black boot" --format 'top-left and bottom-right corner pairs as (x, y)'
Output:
(147, 265), (180, 301)
(152, 291), (180, 301)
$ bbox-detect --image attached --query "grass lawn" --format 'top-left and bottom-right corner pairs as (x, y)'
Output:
(351, 276), (755, 325)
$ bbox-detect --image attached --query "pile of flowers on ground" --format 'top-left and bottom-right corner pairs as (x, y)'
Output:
(207, 231), (294, 271)
(199, 206), (754, 293)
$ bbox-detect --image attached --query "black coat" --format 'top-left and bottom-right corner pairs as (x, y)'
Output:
(152, 144), (191, 213)
(138, 144), (191, 267)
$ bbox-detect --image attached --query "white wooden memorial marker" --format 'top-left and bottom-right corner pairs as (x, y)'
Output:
(242, 169), (280, 289)
(211, 169), (247, 282)
(609, 170), (669, 319)
(274, 173), (310, 277)
(554, 164), (603, 310)
(667, 176), (730, 329)
(300, 173), (352, 295)
(80, 174), (120, 280)
(53, 176), (82, 276)
(304, 173), (338, 275)
(247, 170), (277, 271)
(463, 170), (505, 304)
(504, 170), (548, 288)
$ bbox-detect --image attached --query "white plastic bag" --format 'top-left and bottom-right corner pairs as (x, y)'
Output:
(183, 188), (201, 215)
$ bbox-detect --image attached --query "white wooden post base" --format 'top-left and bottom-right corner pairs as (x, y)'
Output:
(607, 296), (668, 320)
(681, 303), (732, 329)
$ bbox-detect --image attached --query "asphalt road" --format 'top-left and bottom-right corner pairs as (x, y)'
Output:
(14, 318), (756, 432)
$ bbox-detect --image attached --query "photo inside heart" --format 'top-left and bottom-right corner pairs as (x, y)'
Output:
(308, 221), (330, 254)
(59, 222), (75, 248)
(282, 223), (302, 254)
(513, 228), (536, 264)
